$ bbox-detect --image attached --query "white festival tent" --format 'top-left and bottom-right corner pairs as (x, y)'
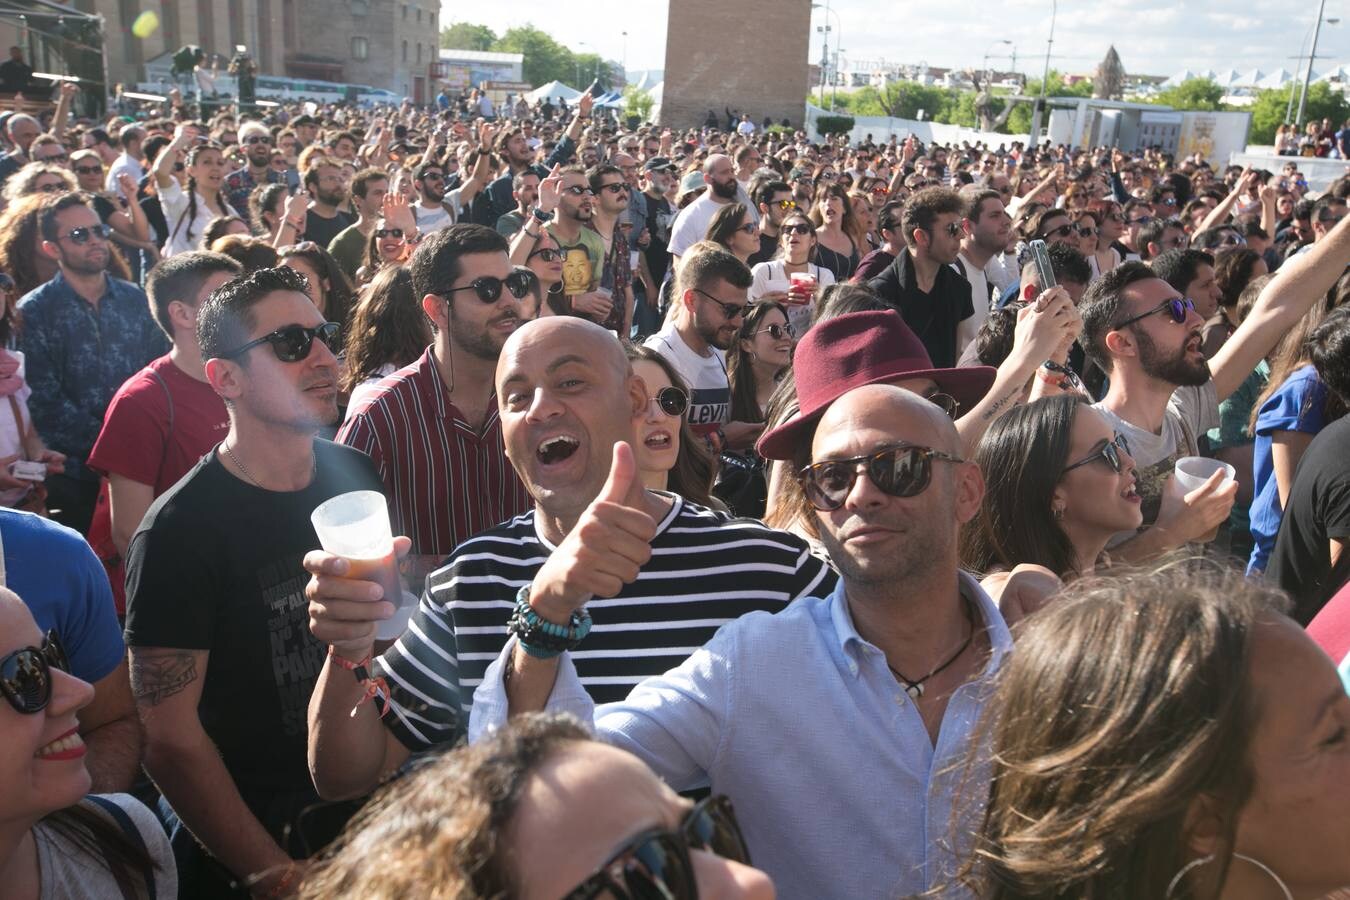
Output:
(526, 80), (583, 105)
(1257, 68), (1296, 89)
(1315, 65), (1350, 83)
(1236, 69), (1265, 88)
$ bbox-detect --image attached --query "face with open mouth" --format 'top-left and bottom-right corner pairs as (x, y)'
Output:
(0, 592), (96, 823)
(1055, 407), (1143, 538)
(632, 360), (681, 480)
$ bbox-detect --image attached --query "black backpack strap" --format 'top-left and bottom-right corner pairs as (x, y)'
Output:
(85, 795), (157, 899)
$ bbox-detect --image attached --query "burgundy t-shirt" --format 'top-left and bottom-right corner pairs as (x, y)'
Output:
(88, 354), (229, 493)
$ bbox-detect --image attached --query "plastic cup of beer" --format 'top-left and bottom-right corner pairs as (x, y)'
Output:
(311, 490), (406, 640)
(1172, 457), (1236, 543)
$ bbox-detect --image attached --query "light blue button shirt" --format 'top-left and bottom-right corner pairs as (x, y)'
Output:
(472, 573), (1013, 900)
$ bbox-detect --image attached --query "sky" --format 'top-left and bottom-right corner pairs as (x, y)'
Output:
(440, 1), (1350, 83)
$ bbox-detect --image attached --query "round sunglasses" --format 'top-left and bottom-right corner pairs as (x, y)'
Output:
(563, 795), (751, 900)
(799, 444), (965, 511)
(1, 631), (69, 715)
(374, 227), (405, 239)
(649, 385), (689, 418)
(445, 269), (536, 303)
(220, 321), (340, 363)
(750, 322), (795, 340)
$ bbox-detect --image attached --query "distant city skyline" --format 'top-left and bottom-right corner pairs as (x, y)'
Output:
(440, 2), (1350, 84)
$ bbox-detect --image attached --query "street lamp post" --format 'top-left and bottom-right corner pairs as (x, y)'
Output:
(982, 39), (1011, 87)
(811, 3), (841, 110)
(1296, 1), (1337, 126)
(1028, 0), (1057, 144)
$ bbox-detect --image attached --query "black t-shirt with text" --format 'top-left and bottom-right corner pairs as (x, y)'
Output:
(1267, 415), (1350, 622)
(643, 193), (675, 288)
(124, 440), (383, 796)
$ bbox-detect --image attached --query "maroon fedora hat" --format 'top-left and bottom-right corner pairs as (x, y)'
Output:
(756, 310), (996, 461)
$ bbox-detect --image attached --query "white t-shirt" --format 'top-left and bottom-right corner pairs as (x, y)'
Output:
(0, 351), (32, 507)
(954, 252), (991, 356)
(105, 152), (144, 198)
(644, 324), (730, 437)
(1094, 381), (1219, 545)
(159, 177), (238, 257)
(748, 260), (834, 335)
(667, 193), (731, 259)
(412, 186), (465, 235)
(984, 252), (1019, 297)
(33, 793), (178, 900)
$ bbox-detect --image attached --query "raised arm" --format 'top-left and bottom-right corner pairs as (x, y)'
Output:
(1210, 215), (1350, 401)
(1194, 168), (1252, 234)
(154, 126), (192, 189)
(49, 82), (76, 139)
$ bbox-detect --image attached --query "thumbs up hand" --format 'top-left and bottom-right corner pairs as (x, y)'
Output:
(527, 441), (657, 624)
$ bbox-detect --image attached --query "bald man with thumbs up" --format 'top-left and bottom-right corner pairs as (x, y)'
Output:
(303, 317), (834, 802)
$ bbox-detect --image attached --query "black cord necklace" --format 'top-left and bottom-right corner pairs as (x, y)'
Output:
(888, 597), (976, 700)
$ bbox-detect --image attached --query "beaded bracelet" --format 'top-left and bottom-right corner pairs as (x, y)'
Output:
(506, 585), (592, 659)
(327, 646), (390, 719)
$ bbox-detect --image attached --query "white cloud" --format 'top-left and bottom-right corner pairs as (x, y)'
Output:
(441, 2), (1350, 81)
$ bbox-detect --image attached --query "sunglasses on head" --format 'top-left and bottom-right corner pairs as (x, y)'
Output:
(221, 321), (341, 362)
(1, 631), (69, 715)
(751, 322), (795, 340)
(59, 223), (111, 244)
(445, 269), (535, 303)
(799, 444), (964, 511)
(374, 227), (404, 239)
(1064, 432), (1132, 475)
(1041, 223), (1075, 239)
(650, 385), (689, 417)
(693, 288), (752, 320)
(1114, 296), (1195, 329)
(563, 795), (751, 900)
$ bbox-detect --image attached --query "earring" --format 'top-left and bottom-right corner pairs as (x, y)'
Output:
(1052, 506), (1064, 520)
(1165, 853), (1292, 900)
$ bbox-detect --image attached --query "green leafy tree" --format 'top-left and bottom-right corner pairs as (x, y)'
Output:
(623, 86), (653, 122)
(1248, 82), (1350, 144)
(1002, 71), (1090, 135)
(494, 25), (580, 88)
(440, 22), (497, 51)
(1151, 78), (1226, 111)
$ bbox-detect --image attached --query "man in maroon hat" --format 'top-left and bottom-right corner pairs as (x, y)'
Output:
(470, 375), (1055, 898)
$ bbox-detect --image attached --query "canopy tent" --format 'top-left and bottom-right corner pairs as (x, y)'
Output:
(1315, 65), (1350, 83)
(1212, 68), (1241, 87)
(1258, 68), (1296, 89)
(593, 90), (625, 109)
(525, 80), (582, 104)
(1161, 69), (1199, 87)
(1236, 69), (1265, 88)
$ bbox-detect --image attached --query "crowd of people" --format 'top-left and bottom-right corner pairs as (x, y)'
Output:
(1, 77), (1349, 900)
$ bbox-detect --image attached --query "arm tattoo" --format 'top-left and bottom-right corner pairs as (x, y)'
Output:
(980, 388), (1022, 422)
(130, 652), (198, 706)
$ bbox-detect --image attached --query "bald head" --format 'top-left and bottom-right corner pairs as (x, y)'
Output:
(496, 316), (630, 399)
(814, 384), (961, 458)
(703, 153), (731, 176)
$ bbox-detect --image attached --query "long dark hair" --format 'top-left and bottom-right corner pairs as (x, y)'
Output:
(41, 800), (161, 893)
(174, 141), (229, 247)
(342, 266), (431, 392)
(625, 344), (718, 508)
(705, 202), (750, 251)
(279, 242), (356, 336)
(727, 301), (788, 424)
(961, 394), (1085, 579)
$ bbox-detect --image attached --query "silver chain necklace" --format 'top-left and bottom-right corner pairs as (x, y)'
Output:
(224, 442), (313, 489)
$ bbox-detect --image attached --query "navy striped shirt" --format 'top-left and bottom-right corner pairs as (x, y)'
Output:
(373, 494), (838, 750)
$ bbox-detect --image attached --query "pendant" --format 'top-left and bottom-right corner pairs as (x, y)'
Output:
(905, 682), (924, 700)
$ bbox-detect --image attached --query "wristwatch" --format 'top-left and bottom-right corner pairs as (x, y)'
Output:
(530, 207), (554, 224)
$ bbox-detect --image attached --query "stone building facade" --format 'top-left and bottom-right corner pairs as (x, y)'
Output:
(660, 0), (811, 128)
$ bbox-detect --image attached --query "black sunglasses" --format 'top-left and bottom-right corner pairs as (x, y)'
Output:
(59, 223), (111, 244)
(693, 288), (752, 320)
(1127, 215), (1154, 226)
(1041, 223), (1075, 240)
(221, 321), (340, 362)
(528, 246), (562, 263)
(445, 270), (535, 303)
(1113, 296), (1195, 330)
(597, 182), (627, 195)
(651, 385), (689, 417)
(243, 135), (272, 145)
(750, 322), (795, 340)
(799, 444), (964, 511)
(35, 182), (63, 193)
(0, 272), (14, 292)
(1, 631), (69, 715)
(563, 795), (751, 900)
(1077, 225), (1097, 237)
(73, 164), (102, 175)
(564, 185), (594, 196)
(782, 222), (813, 236)
(374, 228), (404, 239)
(1063, 432), (1132, 474)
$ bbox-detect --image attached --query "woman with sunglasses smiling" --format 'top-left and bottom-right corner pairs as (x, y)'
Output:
(627, 345), (720, 509)
(749, 210), (833, 335)
(0, 587), (177, 897)
(705, 202), (760, 265)
(716, 302), (794, 517)
(297, 713), (771, 900)
(962, 395), (1142, 586)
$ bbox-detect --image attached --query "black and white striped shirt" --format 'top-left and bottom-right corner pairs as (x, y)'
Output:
(373, 494), (838, 751)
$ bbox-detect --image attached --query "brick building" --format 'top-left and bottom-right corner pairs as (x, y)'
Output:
(660, 0), (811, 128)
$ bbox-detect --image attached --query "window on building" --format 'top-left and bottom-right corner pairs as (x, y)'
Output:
(351, 0), (367, 13)
(401, 40), (408, 62)
(416, 43), (421, 63)
(416, 7), (422, 22)
(351, 36), (369, 59)
(401, 4), (408, 19)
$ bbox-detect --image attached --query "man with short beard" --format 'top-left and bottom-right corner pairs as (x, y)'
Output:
(644, 246), (764, 450)
(17, 193), (167, 531)
(666, 153), (741, 262)
(546, 166), (610, 325)
(223, 121), (285, 215)
(1079, 218), (1350, 562)
(954, 189), (1011, 354)
(471, 93), (592, 227)
(587, 164), (634, 337)
(749, 179), (794, 266)
(338, 225), (532, 578)
(298, 160), (355, 249)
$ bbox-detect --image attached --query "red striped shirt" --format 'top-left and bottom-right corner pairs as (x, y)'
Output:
(337, 348), (532, 564)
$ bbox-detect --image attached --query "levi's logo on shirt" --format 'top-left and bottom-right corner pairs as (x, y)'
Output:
(688, 387), (730, 435)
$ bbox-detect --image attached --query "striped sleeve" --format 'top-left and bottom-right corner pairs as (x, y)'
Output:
(372, 590), (465, 751)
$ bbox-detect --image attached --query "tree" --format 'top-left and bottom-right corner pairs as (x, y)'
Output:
(1249, 82), (1350, 144)
(1094, 46), (1125, 100)
(1152, 78), (1225, 111)
(494, 25), (578, 88)
(623, 86), (653, 123)
(1005, 71), (1091, 134)
(440, 22), (496, 51)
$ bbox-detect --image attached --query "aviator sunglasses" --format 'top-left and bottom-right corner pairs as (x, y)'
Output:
(798, 444), (965, 511)
(1, 631), (70, 715)
(563, 795), (751, 900)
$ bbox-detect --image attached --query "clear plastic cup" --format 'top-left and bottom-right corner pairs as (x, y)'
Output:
(1172, 457), (1236, 493)
(311, 491), (409, 640)
(787, 272), (816, 306)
